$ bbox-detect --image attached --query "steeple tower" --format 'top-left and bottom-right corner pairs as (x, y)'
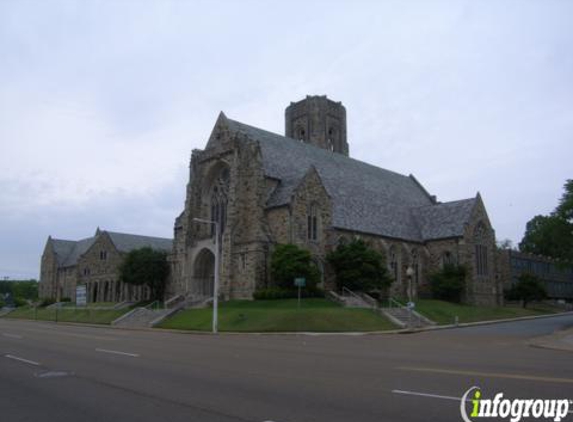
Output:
(285, 95), (348, 156)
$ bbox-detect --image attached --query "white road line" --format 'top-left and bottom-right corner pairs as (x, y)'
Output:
(95, 348), (139, 357)
(5, 354), (40, 366)
(392, 389), (470, 402)
(2, 333), (23, 339)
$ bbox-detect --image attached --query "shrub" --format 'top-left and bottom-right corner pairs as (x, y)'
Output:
(13, 297), (28, 307)
(270, 244), (320, 290)
(326, 239), (392, 292)
(507, 273), (547, 308)
(429, 264), (466, 303)
(39, 298), (56, 307)
(60, 297), (72, 303)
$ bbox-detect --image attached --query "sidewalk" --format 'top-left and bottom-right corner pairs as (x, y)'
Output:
(529, 327), (573, 352)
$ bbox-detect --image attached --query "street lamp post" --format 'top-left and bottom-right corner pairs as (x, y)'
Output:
(193, 218), (220, 334)
(406, 266), (415, 329)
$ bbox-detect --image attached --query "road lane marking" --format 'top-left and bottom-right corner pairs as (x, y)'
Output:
(2, 333), (23, 339)
(35, 370), (74, 378)
(95, 348), (139, 357)
(5, 354), (40, 366)
(398, 366), (573, 384)
(392, 389), (469, 402)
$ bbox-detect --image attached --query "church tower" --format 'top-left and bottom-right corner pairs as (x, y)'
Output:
(285, 95), (349, 156)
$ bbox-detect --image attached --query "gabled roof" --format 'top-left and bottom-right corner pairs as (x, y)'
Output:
(410, 198), (477, 240)
(106, 231), (172, 253)
(50, 239), (78, 266)
(47, 230), (172, 269)
(224, 117), (475, 242)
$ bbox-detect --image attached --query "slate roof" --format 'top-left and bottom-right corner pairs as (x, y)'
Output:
(107, 231), (173, 253)
(411, 198), (476, 240)
(49, 231), (172, 268)
(50, 239), (78, 266)
(225, 117), (476, 242)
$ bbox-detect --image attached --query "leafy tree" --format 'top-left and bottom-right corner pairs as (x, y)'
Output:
(326, 239), (392, 292)
(507, 273), (547, 308)
(119, 247), (169, 301)
(11, 280), (38, 300)
(270, 244), (320, 290)
(429, 264), (466, 303)
(519, 180), (573, 263)
(0, 280), (38, 301)
(556, 179), (573, 222)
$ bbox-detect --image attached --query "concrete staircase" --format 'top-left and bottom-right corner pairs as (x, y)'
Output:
(111, 294), (211, 328)
(0, 308), (14, 317)
(112, 307), (173, 328)
(381, 300), (435, 329)
(328, 288), (373, 309)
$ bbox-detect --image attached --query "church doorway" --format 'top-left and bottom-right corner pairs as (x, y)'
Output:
(193, 249), (215, 297)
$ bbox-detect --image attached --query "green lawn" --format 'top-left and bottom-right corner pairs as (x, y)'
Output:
(413, 299), (560, 325)
(158, 299), (397, 332)
(4, 306), (128, 324)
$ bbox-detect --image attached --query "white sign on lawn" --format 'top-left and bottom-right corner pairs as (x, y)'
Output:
(76, 285), (87, 306)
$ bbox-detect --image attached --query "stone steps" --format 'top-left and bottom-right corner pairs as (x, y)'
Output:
(112, 307), (171, 328)
(382, 306), (434, 329)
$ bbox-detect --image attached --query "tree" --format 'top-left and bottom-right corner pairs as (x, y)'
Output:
(429, 264), (466, 303)
(508, 273), (547, 308)
(270, 244), (320, 290)
(519, 180), (573, 263)
(556, 179), (573, 222)
(119, 247), (169, 301)
(326, 239), (392, 292)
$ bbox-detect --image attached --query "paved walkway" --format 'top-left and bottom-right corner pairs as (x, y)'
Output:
(529, 327), (573, 352)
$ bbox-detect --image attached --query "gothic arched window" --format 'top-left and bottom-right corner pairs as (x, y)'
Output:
(411, 247), (420, 286)
(307, 203), (318, 241)
(474, 221), (489, 277)
(442, 251), (454, 268)
(389, 245), (398, 281)
(210, 168), (230, 237)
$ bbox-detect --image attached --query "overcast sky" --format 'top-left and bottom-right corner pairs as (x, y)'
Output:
(1, 0), (571, 279)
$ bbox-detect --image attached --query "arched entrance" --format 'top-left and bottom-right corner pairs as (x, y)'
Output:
(193, 249), (215, 297)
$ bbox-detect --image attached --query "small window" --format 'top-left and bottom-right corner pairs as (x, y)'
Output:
(83, 268), (90, 276)
(307, 204), (318, 241)
(442, 251), (454, 267)
(100, 250), (107, 260)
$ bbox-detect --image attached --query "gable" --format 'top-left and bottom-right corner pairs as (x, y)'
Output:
(226, 118), (435, 241)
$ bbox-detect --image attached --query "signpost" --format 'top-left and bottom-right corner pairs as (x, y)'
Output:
(76, 285), (87, 307)
(294, 277), (306, 308)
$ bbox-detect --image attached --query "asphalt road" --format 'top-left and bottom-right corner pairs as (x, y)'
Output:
(1, 315), (572, 422)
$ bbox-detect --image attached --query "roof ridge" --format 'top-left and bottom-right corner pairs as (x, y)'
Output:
(105, 230), (171, 241)
(226, 117), (416, 181)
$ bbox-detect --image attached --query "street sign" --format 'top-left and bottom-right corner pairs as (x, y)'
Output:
(76, 285), (87, 307)
(294, 278), (306, 287)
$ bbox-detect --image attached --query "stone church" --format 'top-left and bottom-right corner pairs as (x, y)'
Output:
(40, 228), (172, 303)
(168, 95), (501, 306)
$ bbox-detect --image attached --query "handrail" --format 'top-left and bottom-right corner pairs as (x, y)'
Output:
(164, 294), (184, 308)
(387, 297), (405, 309)
(145, 300), (162, 310)
(341, 286), (362, 301)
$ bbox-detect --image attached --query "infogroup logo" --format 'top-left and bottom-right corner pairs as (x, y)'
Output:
(460, 386), (571, 422)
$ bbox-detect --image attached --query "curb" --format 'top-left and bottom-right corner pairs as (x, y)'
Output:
(3, 310), (572, 337)
(396, 311), (573, 334)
